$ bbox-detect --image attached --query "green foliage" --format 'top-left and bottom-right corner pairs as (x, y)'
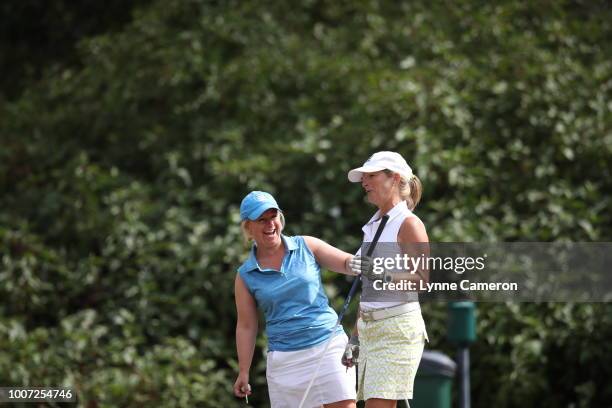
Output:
(423, 302), (612, 407)
(1, 0), (611, 406)
(0, 0), (152, 101)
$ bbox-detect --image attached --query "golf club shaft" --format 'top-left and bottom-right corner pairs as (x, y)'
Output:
(297, 215), (389, 408)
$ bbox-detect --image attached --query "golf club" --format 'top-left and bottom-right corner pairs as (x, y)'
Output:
(297, 214), (389, 408)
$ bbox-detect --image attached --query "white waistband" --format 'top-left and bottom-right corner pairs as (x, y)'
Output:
(359, 302), (420, 322)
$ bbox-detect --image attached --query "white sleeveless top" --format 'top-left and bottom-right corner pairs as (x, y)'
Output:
(357, 200), (421, 311)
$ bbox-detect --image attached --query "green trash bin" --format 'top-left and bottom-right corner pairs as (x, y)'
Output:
(448, 301), (476, 346)
(410, 350), (456, 408)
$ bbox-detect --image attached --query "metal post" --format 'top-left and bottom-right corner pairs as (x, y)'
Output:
(458, 347), (470, 408)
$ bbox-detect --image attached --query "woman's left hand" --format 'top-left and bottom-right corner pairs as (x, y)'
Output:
(349, 256), (380, 281)
(341, 334), (360, 368)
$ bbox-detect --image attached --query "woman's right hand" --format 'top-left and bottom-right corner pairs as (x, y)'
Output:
(233, 372), (252, 399)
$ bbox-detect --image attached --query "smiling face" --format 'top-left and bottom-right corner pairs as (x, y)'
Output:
(361, 170), (400, 208)
(246, 209), (283, 249)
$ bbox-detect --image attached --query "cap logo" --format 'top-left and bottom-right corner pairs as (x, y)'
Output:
(252, 192), (267, 202)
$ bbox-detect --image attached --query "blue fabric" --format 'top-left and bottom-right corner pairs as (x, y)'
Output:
(238, 235), (342, 351)
(240, 191), (280, 220)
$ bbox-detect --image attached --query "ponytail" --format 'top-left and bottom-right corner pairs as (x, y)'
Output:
(400, 175), (422, 210)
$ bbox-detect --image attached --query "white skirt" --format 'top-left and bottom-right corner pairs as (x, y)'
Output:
(266, 333), (357, 408)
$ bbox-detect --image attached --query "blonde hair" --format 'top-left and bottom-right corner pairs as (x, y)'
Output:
(384, 170), (422, 210)
(240, 212), (285, 246)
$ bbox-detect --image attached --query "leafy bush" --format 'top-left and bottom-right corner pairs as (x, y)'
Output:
(1, 0), (610, 406)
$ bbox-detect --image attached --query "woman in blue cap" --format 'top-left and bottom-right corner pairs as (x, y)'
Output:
(342, 151), (429, 408)
(233, 191), (358, 408)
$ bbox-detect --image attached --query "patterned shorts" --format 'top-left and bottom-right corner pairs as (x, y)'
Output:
(357, 309), (428, 401)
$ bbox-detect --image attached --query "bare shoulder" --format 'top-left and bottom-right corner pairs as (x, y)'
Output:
(235, 273), (248, 293)
(398, 216), (428, 243)
(302, 235), (321, 252)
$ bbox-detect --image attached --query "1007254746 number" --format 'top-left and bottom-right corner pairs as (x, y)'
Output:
(0, 387), (76, 402)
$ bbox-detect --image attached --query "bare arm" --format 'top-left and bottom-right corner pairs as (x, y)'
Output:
(233, 274), (258, 398)
(389, 216), (430, 285)
(302, 235), (355, 275)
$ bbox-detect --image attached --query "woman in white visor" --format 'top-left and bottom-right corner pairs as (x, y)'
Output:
(342, 151), (430, 408)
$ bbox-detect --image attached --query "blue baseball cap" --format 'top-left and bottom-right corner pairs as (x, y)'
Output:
(240, 191), (281, 221)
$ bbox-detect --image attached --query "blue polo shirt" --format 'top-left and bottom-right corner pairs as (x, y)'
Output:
(237, 235), (342, 351)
